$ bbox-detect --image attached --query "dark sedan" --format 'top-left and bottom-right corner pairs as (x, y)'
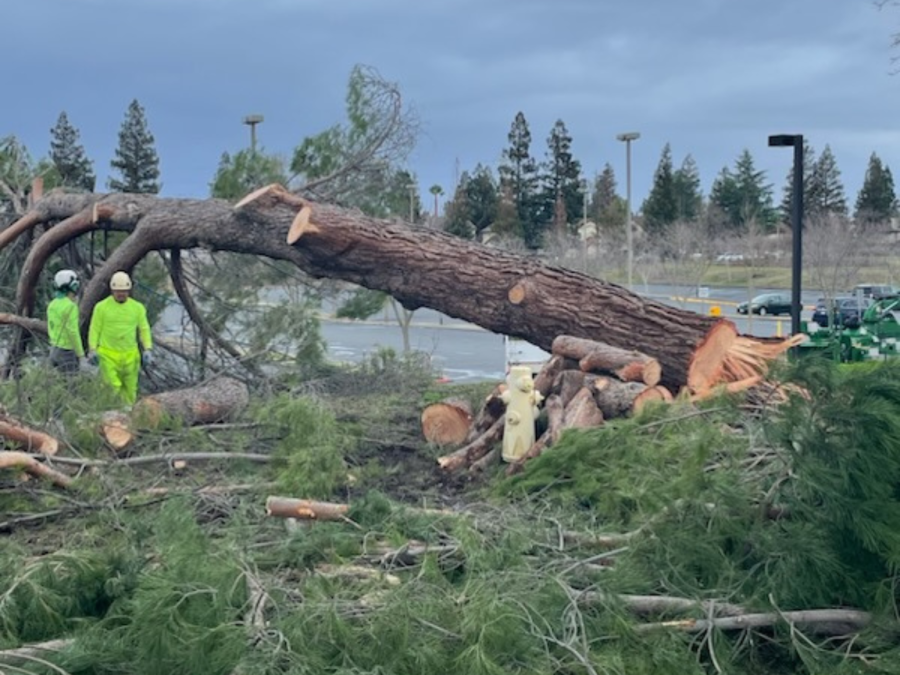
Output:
(736, 293), (792, 316)
(811, 297), (870, 327)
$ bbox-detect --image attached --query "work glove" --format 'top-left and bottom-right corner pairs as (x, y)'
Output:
(141, 350), (153, 368)
(87, 351), (99, 366)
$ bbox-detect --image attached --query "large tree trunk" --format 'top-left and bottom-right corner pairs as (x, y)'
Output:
(0, 186), (785, 392)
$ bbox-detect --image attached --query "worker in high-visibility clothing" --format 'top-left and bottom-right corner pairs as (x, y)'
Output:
(46, 269), (85, 373)
(87, 271), (153, 405)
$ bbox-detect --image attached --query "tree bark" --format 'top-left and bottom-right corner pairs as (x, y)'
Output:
(561, 387), (604, 430)
(553, 369), (586, 408)
(101, 377), (250, 450)
(420, 397), (473, 445)
(3, 188), (763, 393)
(590, 377), (648, 418)
(465, 384), (506, 443)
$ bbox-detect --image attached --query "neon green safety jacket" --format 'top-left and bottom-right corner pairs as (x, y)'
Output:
(47, 293), (85, 357)
(88, 296), (152, 354)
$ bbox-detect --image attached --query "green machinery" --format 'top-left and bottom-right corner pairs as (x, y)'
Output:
(798, 296), (900, 362)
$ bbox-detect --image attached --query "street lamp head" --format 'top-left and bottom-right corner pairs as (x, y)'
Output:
(242, 114), (264, 125)
(616, 132), (640, 142)
(768, 134), (801, 147)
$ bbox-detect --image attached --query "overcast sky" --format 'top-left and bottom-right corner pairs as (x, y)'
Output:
(4, 0), (899, 210)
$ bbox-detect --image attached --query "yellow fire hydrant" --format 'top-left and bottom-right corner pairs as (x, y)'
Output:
(500, 365), (544, 462)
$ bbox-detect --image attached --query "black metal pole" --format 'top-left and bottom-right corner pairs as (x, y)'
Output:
(791, 136), (804, 336)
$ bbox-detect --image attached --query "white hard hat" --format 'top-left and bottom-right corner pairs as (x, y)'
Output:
(53, 269), (79, 292)
(110, 271), (133, 291)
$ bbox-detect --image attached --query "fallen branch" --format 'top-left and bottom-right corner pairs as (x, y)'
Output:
(634, 608), (871, 637)
(0, 638), (73, 668)
(265, 496), (351, 521)
(0, 451), (72, 487)
(437, 416), (504, 472)
(577, 592), (746, 617)
(23, 452), (271, 468)
(0, 413), (59, 455)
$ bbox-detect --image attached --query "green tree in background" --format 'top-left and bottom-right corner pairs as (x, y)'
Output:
(209, 149), (289, 200)
(498, 112), (540, 247)
(711, 150), (776, 232)
(807, 145), (847, 218)
(590, 163), (626, 232)
(672, 154), (703, 222)
(49, 111), (95, 191)
(641, 143), (678, 236)
(855, 152), (898, 224)
(538, 119), (582, 233)
(443, 164), (498, 240)
(108, 99), (161, 194)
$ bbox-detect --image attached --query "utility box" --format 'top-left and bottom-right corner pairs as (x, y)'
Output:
(504, 336), (550, 376)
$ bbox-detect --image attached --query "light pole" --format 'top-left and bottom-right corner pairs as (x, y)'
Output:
(407, 183), (417, 223)
(242, 114), (264, 154)
(616, 132), (640, 290)
(768, 134), (804, 337)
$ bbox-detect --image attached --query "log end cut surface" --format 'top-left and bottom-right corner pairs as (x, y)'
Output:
(421, 398), (473, 445)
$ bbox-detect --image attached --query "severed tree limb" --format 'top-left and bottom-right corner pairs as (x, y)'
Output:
(576, 592), (746, 617)
(464, 384), (506, 443)
(0, 312), (48, 336)
(0, 413), (59, 455)
(265, 496), (351, 521)
(553, 369), (586, 408)
(437, 416), (504, 472)
(24, 452), (271, 468)
(0, 451), (72, 487)
(634, 608), (871, 637)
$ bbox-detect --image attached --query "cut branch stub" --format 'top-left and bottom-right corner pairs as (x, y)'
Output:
(0, 414), (59, 455)
(287, 206), (321, 244)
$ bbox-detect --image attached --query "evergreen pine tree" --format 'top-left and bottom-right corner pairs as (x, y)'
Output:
(709, 167), (741, 233)
(498, 112), (540, 247)
(672, 154), (702, 222)
(443, 173), (476, 239)
(108, 99), (161, 194)
(807, 145), (847, 217)
(778, 140), (816, 225)
(462, 164), (499, 237)
(590, 163), (626, 231)
(732, 149), (776, 230)
(49, 112), (95, 191)
(641, 143), (678, 235)
(855, 152), (898, 224)
(538, 119), (582, 232)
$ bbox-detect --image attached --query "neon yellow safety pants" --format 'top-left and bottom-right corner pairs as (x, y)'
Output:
(97, 347), (141, 405)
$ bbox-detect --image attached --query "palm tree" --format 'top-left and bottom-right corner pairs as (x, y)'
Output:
(429, 184), (444, 218)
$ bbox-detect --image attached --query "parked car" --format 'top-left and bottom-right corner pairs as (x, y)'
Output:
(853, 284), (896, 300)
(811, 297), (871, 327)
(736, 293), (792, 316)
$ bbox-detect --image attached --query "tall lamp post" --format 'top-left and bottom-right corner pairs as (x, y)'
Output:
(242, 114), (264, 154)
(768, 134), (804, 336)
(616, 132), (640, 290)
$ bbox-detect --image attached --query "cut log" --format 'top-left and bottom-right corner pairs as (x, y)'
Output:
(0, 451), (72, 487)
(553, 370), (586, 408)
(533, 355), (566, 397)
(437, 417), (504, 472)
(265, 496), (350, 521)
(561, 387), (604, 430)
(551, 335), (662, 386)
(590, 377), (648, 418)
(465, 384), (506, 443)
(6, 188), (796, 394)
(420, 397), (473, 445)
(0, 414), (59, 455)
(100, 411), (134, 451)
(133, 376), (250, 427)
(632, 385), (674, 414)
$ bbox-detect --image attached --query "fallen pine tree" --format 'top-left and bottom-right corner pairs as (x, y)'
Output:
(1, 186), (799, 396)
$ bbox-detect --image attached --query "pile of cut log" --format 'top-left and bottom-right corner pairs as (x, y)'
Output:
(429, 333), (801, 477)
